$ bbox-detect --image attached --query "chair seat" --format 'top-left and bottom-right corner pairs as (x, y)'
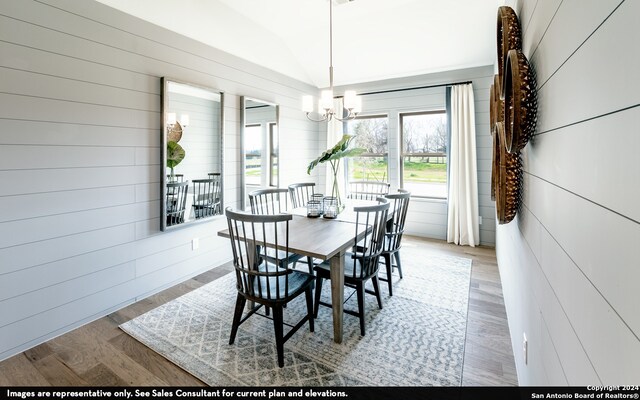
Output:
(251, 269), (315, 302)
(313, 252), (378, 281)
(265, 248), (304, 265)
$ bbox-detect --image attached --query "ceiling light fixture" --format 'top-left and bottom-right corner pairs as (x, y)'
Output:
(302, 0), (361, 122)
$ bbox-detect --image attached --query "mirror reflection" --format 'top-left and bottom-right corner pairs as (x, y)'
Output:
(162, 78), (224, 230)
(241, 97), (279, 209)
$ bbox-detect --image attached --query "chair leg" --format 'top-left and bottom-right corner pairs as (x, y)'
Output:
(313, 275), (324, 318)
(356, 282), (366, 336)
(305, 286), (314, 332)
(272, 305), (285, 368)
(383, 253), (393, 296)
(229, 293), (246, 345)
(371, 276), (383, 310)
(306, 257), (314, 274)
(394, 251), (403, 279)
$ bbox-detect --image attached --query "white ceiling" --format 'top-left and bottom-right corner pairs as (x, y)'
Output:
(96, 0), (502, 88)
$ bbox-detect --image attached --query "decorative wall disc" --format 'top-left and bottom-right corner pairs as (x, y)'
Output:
(496, 5), (521, 93)
(490, 76), (505, 202)
(491, 121), (499, 201)
(495, 122), (522, 224)
(489, 84), (498, 201)
(503, 49), (537, 154)
(167, 121), (183, 143)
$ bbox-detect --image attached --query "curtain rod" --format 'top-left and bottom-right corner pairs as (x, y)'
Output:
(335, 80), (473, 98)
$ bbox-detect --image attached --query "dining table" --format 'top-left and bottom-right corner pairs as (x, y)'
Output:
(217, 205), (375, 344)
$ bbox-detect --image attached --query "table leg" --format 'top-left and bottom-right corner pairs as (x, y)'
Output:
(329, 251), (345, 343)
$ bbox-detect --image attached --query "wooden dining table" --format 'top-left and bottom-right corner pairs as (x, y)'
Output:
(217, 213), (369, 344)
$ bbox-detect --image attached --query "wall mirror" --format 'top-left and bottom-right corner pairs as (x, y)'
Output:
(161, 77), (224, 231)
(240, 97), (279, 209)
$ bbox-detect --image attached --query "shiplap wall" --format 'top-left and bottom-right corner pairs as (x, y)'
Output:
(332, 66), (496, 245)
(0, 0), (320, 361)
(497, 0), (639, 384)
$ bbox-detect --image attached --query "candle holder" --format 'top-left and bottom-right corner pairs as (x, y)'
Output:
(307, 200), (322, 218)
(323, 196), (338, 219)
(311, 193), (324, 215)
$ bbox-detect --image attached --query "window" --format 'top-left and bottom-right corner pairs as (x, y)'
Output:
(345, 115), (389, 183)
(400, 111), (448, 198)
(244, 124), (262, 186)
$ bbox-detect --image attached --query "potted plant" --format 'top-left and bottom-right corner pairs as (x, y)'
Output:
(307, 134), (364, 212)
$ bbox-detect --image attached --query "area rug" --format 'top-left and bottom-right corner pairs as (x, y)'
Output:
(120, 244), (472, 386)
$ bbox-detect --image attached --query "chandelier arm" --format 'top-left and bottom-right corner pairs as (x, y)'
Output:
(305, 112), (331, 123)
(332, 109), (358, 122)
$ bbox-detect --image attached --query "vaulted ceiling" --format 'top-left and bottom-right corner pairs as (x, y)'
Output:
(96, 0), (503, 87)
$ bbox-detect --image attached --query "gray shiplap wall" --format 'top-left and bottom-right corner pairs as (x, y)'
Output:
(0, 0), (320, 360)
(497, 0), (639, 384)
(332, 66), (496, 245)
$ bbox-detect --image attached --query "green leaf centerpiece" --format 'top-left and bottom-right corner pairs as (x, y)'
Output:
(307, 134), (365, 211)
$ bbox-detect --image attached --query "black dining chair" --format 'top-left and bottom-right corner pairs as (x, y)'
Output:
(166, 174), (184, 182)
(249, 188), (290, 215)
(192, 178), (221, 218)
(166, 181), (188, 226)
(313, 198), (390, 336)
(288, 182), (316, 208)
(249, 188), (314, 274)
(347, 180), (390, 200)
(225, 208), (315, 368)
(379, 190), (411, 296)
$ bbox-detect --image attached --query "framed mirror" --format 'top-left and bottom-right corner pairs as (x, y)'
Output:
(240, 97), (279, 209)
(161, 77), (224, 231)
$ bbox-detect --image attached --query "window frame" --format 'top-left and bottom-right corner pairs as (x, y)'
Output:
(268, 122), (278, 187)
(399, 110), (448, 199)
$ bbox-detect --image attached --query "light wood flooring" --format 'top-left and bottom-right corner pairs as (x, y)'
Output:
(0, 236), (517, 386)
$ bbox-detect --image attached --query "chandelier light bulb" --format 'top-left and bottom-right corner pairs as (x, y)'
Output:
(302, 96), (314, 113)
(343, 90), (357, 109)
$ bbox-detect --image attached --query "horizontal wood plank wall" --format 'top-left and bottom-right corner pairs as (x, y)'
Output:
(498, 0), (639, 384)
(0, 0), (319, 360)
(333, 66), (496, 245)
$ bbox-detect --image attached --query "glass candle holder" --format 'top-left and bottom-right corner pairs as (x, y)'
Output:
(323, 196), (338, 219)
(307, 200), (322, 218)
(311, 193), (324, 215)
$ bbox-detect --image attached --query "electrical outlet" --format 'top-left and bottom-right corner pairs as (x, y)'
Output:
(479, 216), (483, 225)
(192, 238), (199, 250)
(523, 332), (528, 365)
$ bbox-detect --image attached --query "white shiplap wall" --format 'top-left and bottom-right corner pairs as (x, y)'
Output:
(332, 66), (496, 246)
(0, 0), (320, 360)
(497, 0), (640, 384)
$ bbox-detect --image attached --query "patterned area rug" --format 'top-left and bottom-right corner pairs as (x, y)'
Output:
(120, 244), (472, 386)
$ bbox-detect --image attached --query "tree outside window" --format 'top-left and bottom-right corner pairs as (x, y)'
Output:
(401, 111), (448, 198)
(345, 115), (389, 182)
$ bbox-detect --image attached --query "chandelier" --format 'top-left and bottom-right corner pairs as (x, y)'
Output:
(302, 0), (361, 122)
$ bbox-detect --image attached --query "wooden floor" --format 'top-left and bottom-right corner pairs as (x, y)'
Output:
(0, 236), (517, 386)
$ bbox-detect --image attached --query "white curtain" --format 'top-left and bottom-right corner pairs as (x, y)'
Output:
(447, 83), (480, 247)
(325, 98), (345, 197)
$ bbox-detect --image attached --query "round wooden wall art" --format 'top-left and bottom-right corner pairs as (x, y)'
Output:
(167, 121), (183, 143)
(490, 75), (504, 202)
(495, 122), (522, 224)
(503, 49), (537, 153)
(496, 6), (521, 93)
(490, 84), (496, 201)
